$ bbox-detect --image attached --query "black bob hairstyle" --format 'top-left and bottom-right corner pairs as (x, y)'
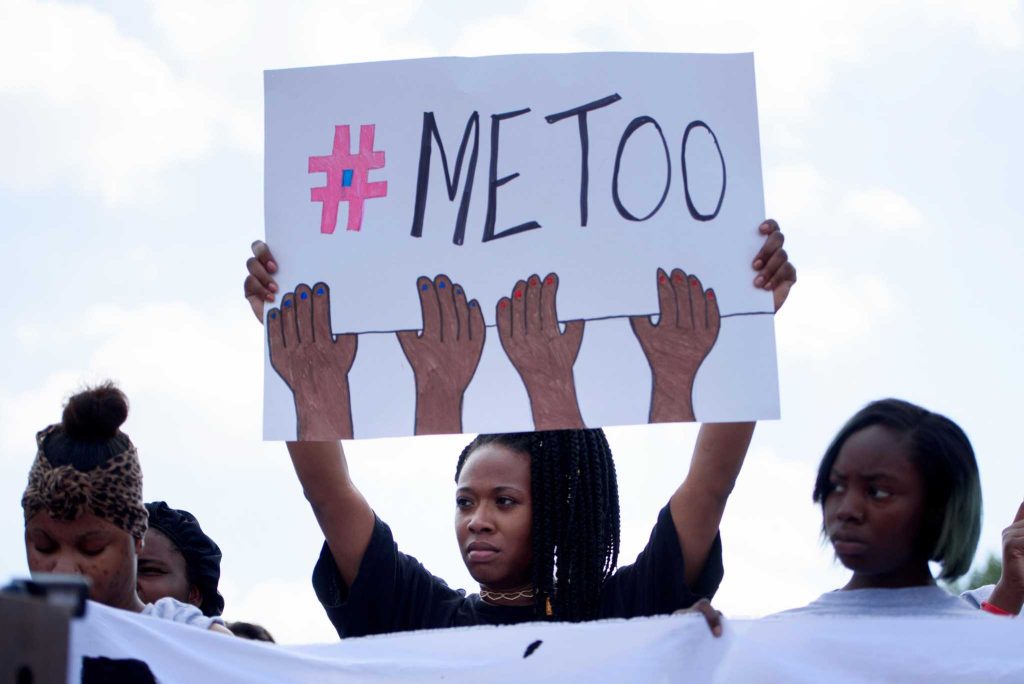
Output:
(455, 429), (620, 622)
(812, 398), (982, 580)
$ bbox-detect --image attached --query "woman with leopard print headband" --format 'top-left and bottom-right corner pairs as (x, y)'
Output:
(21, 382), (230, 633)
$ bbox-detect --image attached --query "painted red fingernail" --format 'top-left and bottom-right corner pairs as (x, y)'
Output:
(707, 291), (715, 300)
(530, 276), (540, 285)
(499, 301), (508, 310)
(514, 290), (523, 299)
(690, 277), (699, 287)
(659, 275), (667, 284)
(674, 274), (684, 283)
(545, 275), (555, 285)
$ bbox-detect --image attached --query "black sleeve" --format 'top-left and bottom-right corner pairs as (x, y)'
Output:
(598, 503), (724, 619)
(311, 514), (464, 638)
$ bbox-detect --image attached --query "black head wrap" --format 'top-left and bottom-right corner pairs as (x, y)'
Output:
(144, 501), (225, 617)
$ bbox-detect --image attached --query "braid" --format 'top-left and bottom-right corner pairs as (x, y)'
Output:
(455, 429), (621, 622)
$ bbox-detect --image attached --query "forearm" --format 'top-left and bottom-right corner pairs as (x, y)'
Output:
(286, 440), (375, 586)
(987, 579), (1024, 615)
(523, 372), (585, 430)
(670, 422), (755, 586)
(413, 384), (463, 435)
(293, 380), (353, 440)
(648, 374), (696, 423)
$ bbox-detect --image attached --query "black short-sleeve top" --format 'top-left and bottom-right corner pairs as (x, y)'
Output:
(312, 503), (723, 638)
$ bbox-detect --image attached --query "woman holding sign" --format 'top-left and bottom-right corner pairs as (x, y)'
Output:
(244, 220), (794, 636)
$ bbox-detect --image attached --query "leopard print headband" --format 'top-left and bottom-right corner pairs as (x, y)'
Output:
(22, 424), (148, 539)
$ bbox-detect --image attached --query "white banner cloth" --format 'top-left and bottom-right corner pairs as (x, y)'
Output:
(69, 601), (1024, 682)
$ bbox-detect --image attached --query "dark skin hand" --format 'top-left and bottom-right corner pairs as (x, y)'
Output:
(397, 275), (485, 435)
(630, 268), (720, 423)
(496, 273), (585, 430)
(987, 501), (1024, 615)
(674, 598), (724, 637)
(267, 283), (357, 440)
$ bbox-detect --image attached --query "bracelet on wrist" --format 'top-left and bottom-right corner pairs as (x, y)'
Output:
(980, 600), (1015, 617)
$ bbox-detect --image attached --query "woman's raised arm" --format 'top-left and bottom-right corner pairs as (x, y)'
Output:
(669, 219), (796, 586)
(245, 241), (375, 586)
(287, 440), (375, 586)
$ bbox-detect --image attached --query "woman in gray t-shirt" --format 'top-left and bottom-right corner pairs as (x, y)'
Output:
(779, 398), (984, 617)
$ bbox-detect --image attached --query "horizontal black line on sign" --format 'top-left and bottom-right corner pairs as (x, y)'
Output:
(330, 310), (775, 337)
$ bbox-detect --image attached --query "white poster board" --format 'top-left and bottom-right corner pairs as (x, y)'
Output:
(263, 52), (778, 440)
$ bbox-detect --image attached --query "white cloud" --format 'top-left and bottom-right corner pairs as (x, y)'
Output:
(0, 370), (82, 454)
(0, 299), (260, 455)
(839, 188), (926, 234)
(765, 163), (927, 237)
(0, 0), (237, 204)
(0, 0), (433, 205)
(776, 268), (899, 360)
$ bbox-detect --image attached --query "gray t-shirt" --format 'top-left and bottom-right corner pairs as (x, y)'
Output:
(774, 586), (985, 617)
(960, 583), (995, 609)
(141, 596), (224, 630)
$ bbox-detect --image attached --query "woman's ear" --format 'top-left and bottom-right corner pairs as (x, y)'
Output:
(188, 585), (203, 608)
(135, 536), (144, 556)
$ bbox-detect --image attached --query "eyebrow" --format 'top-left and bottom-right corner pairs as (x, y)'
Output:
(455, 485), (526, 494)
(831, 469), (899, 482)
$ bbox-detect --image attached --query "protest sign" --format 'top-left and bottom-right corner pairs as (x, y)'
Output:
(264, 52), (778, 440)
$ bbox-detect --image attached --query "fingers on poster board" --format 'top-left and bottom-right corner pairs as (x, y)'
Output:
(497, 273), (586, 431)
(399, 275), (485, 436)
(629, 267), (719, 423)
(268, 282), (356, 440)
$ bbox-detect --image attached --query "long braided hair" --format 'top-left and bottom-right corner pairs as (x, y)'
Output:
(454, 429), (620, 621)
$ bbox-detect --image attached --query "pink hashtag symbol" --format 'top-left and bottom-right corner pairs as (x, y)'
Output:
(309, 124), (387, 233)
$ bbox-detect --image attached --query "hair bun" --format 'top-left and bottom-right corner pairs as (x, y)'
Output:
(61, 382), (129, 441)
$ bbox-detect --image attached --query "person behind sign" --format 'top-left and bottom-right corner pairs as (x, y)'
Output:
(243, 220), (795, 636)
(778, 398), (985, 616)
(137, 501), (225, 618)
(21, 382), (232, 634)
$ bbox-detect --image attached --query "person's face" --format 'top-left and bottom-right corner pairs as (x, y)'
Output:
(24, 511), (142, 609)
(823, 425), (930, 588)
(137, 528), (199, 607)
(455, 443), (533, 591)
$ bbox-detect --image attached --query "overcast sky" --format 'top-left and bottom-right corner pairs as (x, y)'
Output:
(2, 0), (1022, 643)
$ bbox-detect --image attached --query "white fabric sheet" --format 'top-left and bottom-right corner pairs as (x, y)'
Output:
(68, 600), (1024, 683)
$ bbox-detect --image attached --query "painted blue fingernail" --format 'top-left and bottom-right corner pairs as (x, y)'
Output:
(270, 312), (277, 319)
(438, 281), (446, 289)
(421, 283), (429, 291)
(469, 301), (477, 308)
(300, 291), (308, 300)
(316, 287), (325, 295)
(283, 299), (292, 307)
(455, 287), (463, 295)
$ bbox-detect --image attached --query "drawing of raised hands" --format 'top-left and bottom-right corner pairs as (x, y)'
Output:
(630, 269), (719, 423)
(497, 273), (586, 430)
(397, 275), (485, 435)
(267, 283), (358, 440)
